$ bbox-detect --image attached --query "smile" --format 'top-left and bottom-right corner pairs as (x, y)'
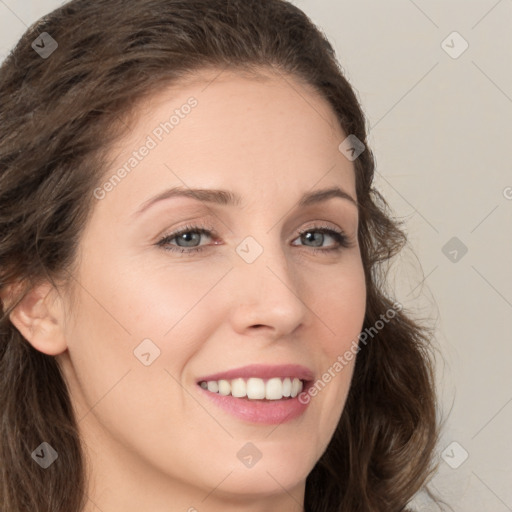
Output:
(199, 377), (304, 400)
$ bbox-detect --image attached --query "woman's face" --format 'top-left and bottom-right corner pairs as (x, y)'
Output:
(56, 68), (366, 510)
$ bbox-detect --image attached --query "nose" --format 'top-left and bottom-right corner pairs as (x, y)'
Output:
(228, 239), (310, 340)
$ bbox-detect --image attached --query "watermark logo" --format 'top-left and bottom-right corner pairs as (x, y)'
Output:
(31, 32), (58, 59)
(236, 236), (264, 264)
(31, 442), (58, 469)
(338, 134), (365, 161)
(441, 31), (469, 59)
(441, 236), (468, 263)
(441, 441), (469, 469)
(133, 338), (161, 366)
(236, 442), (262, 468)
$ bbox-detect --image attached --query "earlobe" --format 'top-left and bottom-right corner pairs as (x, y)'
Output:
(2, 281), (68, 356)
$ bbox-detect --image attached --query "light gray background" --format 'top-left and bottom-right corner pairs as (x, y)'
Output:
(1, 0), (511, 510)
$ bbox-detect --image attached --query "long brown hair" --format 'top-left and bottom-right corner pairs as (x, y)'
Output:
(0, 0), (440, 510)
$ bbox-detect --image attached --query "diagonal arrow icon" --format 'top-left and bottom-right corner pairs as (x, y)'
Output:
(441, 441), (468, 469)
(134, 339), (161, 366)
(339, 134), (365, 161)
(236, 236), (263, 263)
(31, 32), (58, 59)
(31, 441), (58, 468)
(441, 31), (468, 59)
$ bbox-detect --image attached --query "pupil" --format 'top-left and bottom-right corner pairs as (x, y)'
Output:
(304, 232), (322, 247)
(179, 232), (199, 247)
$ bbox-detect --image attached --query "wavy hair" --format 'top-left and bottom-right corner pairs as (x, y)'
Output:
(0, 0), (440, 510)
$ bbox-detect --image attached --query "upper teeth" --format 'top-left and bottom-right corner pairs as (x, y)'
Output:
(199, 377), (304, 400)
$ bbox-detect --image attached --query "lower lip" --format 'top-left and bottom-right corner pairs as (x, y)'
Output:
(197, 383), (311, 425)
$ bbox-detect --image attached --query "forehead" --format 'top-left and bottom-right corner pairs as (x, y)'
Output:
(97, 67), (356, 216)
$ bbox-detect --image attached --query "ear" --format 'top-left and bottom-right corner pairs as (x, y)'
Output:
(0, 280), (68, 355)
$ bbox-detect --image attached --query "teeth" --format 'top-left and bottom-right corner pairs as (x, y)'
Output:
(218, 379), (230, 396)
(265, 377), (282, 400)
(199, 377), (304, 400)
(207, 381), (219, 393)
(291, 377), (302, 397)
(282, 377), (292, 397)
(247, 377), (265, 399)
(231, 378), (246, 398)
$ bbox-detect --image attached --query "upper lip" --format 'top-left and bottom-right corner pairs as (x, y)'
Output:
(197, 364), (314, 383)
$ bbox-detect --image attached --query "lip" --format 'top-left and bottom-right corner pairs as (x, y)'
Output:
(195, 364), (314, 425)
(196, 363), (315, 383)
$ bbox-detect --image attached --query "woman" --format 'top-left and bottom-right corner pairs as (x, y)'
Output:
(0, 0), (440, 510)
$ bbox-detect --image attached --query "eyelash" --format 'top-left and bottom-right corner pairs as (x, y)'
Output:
(156, 222), (355, 256)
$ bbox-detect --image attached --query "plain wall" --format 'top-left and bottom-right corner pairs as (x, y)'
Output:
(1, 0), (511, 510)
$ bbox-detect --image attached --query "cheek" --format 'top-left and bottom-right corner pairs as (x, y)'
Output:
(116, 257), (231, 338)
(313, 256), (367, 354)
(61, 284), (136, 402)
(76, 238), (228, 347)
(60, 275), (206, 459)
(303, 256), (365, 430)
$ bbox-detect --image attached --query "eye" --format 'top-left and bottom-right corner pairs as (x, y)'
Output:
(155, 223), (355, 255)
(292, 226), (354, 253)
(156, 223), (217, 254)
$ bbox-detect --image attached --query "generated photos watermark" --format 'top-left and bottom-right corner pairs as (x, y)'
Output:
(93, 97), (198, 200)
(298, 301), (403, 404)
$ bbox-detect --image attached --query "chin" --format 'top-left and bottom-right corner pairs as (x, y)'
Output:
(212, 469), (307, 498)
(209, 453), (313, 497)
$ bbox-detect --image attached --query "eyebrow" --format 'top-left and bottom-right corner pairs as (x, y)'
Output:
(132, 185), (358, 218)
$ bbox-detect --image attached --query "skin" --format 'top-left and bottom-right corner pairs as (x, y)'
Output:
(6, 68), (366, 512)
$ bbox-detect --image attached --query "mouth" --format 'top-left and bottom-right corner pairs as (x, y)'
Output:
(195, 363), (314, 402)
(198, 376), (310, 401)
(196, 369), (314, 424)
